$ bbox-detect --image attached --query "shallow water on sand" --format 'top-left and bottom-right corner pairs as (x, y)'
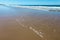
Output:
(0, 5), (60, 40)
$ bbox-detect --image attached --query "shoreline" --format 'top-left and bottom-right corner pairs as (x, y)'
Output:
(0, 4), (60, 12)
(13, 6), (60, 12)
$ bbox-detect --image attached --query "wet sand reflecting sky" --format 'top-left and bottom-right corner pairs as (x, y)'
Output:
(0, 5), (60, 40)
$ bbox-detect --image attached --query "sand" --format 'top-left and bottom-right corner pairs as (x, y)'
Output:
(0, 5), (60, 40)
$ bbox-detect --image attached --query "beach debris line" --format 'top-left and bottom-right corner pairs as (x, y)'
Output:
(16, 19), (48, 40)
(29, 27), (44, 38)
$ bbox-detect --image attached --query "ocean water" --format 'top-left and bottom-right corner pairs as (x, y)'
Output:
(19, 5), (60, 7)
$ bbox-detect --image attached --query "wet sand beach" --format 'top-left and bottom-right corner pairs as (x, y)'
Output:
(0, 5), (60, 40)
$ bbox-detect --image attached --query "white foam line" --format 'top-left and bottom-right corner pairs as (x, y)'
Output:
(14, 6), (60, 12)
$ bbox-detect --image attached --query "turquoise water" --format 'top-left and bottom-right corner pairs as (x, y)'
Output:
(19, 5), (60, 7)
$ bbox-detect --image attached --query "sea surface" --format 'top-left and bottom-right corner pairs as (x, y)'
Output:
(19, 5), (60, 7)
